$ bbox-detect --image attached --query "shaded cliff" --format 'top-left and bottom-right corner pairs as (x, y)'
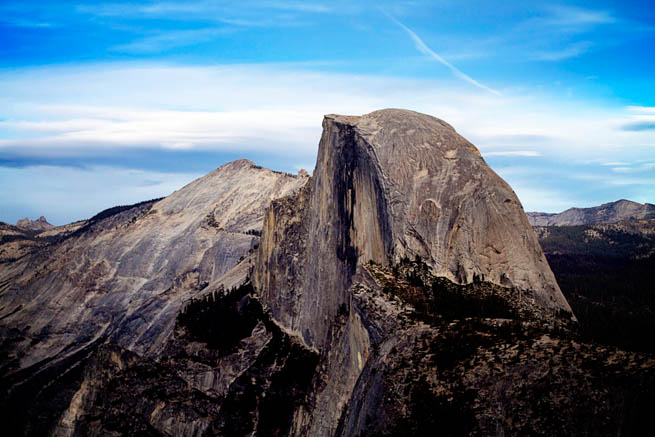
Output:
(527, 199), (655, 226)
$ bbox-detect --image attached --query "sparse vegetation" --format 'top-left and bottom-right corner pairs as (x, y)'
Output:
(371, 257), (519, 324)
(67, 197), (163, 239)
(177, 282), (263, 353)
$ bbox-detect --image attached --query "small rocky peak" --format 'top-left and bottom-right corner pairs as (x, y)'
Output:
(217, 158), (257, 172)
(16, 216), (54, 232)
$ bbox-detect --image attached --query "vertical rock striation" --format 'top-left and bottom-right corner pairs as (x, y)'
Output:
(255, 109), (571, 350)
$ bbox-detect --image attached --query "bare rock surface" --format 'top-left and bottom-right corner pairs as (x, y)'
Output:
(253, 109), (576, 435)
(16, 216), (54, 233)
(0, 160), (307, 433)
(256, 109), (570, 352)
(527, 199), (655, 226)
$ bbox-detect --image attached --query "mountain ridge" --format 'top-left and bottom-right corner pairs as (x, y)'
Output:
(527, 199), (655, 226)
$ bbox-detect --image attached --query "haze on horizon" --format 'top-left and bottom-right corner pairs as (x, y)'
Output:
(0, 0), (653, 225)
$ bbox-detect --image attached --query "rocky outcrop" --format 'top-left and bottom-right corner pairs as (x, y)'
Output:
(256, 109), (570, 351)
(48, 283), (319, 437)
(527, 199), (655, 226)
(16, 216), (54, 233)
(0, 160), (307, 433)
(254, 109), (574, 435)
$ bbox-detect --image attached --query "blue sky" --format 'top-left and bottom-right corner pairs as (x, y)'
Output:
(0, 0), (654, 224)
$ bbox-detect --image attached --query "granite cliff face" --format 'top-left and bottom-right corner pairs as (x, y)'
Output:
(256, 109), (571, 350)
(527, 199), (655, 226)
(252, 109), (577, 435)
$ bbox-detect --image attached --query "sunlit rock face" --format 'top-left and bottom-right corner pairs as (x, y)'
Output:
(0, 160), (308, 433)
(256, 108), (571, 350)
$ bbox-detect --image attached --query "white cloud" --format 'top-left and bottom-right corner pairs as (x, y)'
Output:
(544, 5), (615, 27)
(0, 165), (201, 225)
(611, 163), (655, 173)
(111, 28), (235, 54)
(386, 13), (501, 96)
(532, 41), (594, 61)
(627, 106), (655, 113)
(518, 5), (614, 35)
(78, 0), (332, 20)
(0, 63), (651, 159)
(483, 151), (541, 157)
(0, 62), (654, 218)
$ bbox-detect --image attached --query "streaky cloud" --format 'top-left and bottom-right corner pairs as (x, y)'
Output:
(621, 121), (655, 132)
(384, 12), (501, 96)
(627, 106), (655, 113)
(544, 5), (615, 27)
(484, 150), (541, 157)
(532, 41), (593, 61)
(111, 28), (234, 54)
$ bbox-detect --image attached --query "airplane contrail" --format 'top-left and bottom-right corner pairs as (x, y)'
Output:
(386, 13), (501, 96)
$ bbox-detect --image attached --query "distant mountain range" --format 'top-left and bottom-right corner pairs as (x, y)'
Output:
(527, 199), (655, 226)
(529, 200), (655, 353)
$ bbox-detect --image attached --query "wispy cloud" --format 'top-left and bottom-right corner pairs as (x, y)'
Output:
(484, 151), (541, 157)
(620, 107), (655, 131)
(79, 1), (331, 18)
(257, 1), (331, 13)
(501, 5), (615, 62)
(384, 13), (501, 96)
(0, 107), (321, 152)
(1, 63), (654, 219)
(518, 5), (615, 35)
(611, 163), (655, 173)
(111, 28), (233, 53)
(532, 41), (594, 61)
(627, 106), (655, 113)
(542, 5), (615, 28)
(621, 121), (655, 132)
(0, 17), (53, 28)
